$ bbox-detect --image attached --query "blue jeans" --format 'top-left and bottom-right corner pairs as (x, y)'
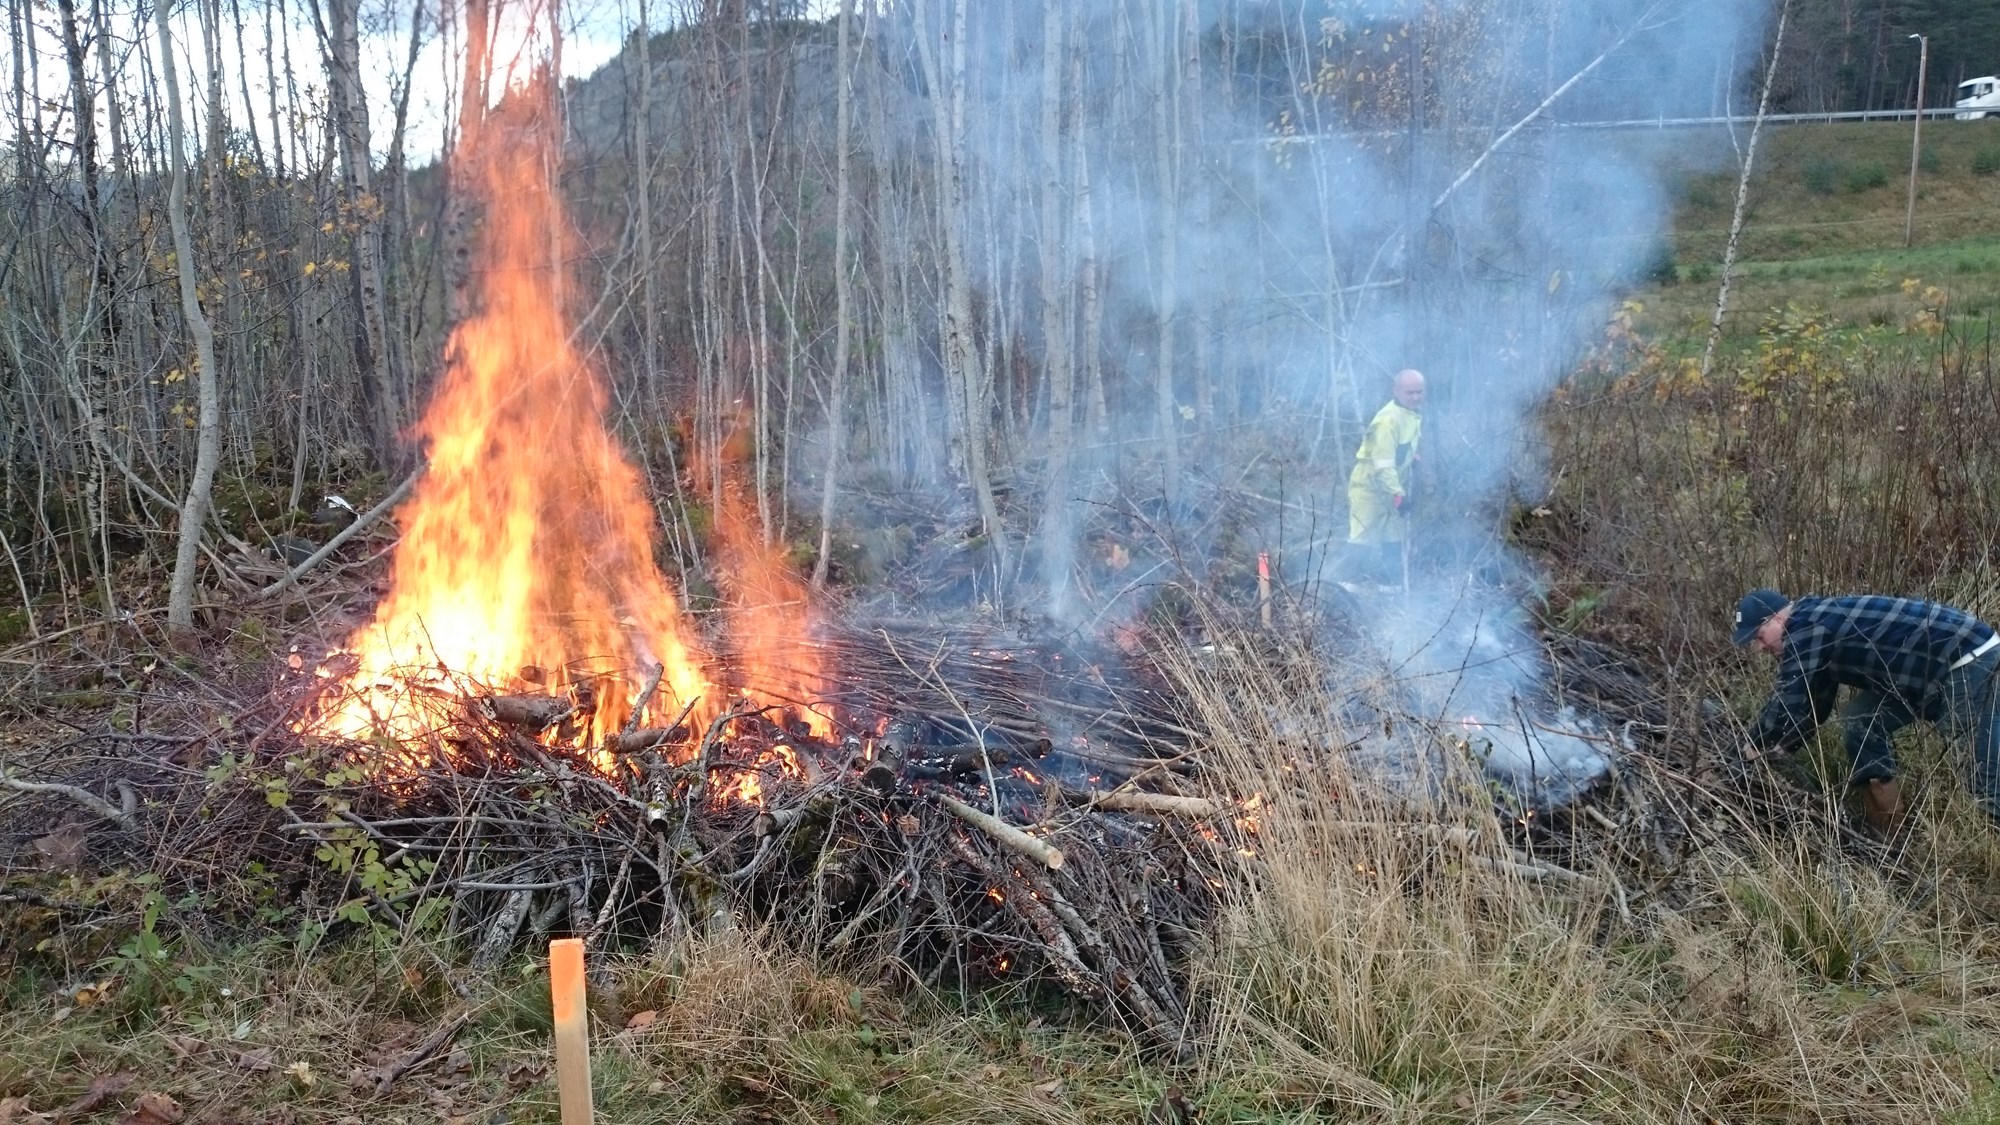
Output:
(1841, 646), (2000, 823)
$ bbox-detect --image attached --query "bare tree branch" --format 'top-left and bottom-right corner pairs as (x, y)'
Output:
(252, 469), (421, 600)
(1429, 7), (1664, 215)
(0, 766), (137, 830)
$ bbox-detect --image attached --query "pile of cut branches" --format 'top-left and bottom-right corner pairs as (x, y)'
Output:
(0, 615), (1894, 1053)
(2, 626), (1252, 1051)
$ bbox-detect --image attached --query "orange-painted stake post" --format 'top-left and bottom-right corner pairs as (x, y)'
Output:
(1257, 552), (1273, 629)
(550, 937), (594, 1123)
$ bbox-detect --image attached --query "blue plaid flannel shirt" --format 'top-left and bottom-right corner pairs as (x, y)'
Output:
(1748, 595), (1997, 752)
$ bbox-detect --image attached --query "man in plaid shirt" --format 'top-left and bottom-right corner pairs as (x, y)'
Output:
(1733, 588), (2000, 833)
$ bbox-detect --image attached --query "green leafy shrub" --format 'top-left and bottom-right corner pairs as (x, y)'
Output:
(1973, 148), (2000, 175)
(1843, 163), (1889, 192)
(1802, 157), (1840, 195)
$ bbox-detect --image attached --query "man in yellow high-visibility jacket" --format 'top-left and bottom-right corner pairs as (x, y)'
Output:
(1345, 368), (1425, 583)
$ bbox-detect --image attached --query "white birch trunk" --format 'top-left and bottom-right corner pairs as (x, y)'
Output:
(1701, 0), (1791, 379)
(812, 0), (856, 589)
(157, 0), (223, 637)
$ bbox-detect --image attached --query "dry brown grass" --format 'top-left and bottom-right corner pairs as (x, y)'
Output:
(1157, 626), (2000, 1122)
(1536, 328), (2000, 663)
(0, 923), (1170, 1123)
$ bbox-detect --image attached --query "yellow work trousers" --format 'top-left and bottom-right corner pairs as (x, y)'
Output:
(1347, 467), (1402, 546)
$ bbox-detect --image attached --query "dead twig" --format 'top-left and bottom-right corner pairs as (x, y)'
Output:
(371, 1011), (474, 1096)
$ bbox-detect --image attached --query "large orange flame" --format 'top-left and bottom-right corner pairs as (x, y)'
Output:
(314, 74), (712, 750)
(705, 414), (830, 738)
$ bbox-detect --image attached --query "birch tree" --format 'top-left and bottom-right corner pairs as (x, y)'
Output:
(1034, 0), (1077, 589)
(156, 0), (224, 637)
(315, 0), (400, 464)
(812, 0), (856, 589)
(912, 0), (1007, 587)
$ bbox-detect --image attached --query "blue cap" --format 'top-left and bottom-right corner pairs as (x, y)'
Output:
(1732, 588), (1789, 645)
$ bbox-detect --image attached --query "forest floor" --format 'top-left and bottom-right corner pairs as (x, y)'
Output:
(8, 122), (2000, 1123)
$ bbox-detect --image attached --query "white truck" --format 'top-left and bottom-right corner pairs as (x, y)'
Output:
(1955, 76), (2000, 119)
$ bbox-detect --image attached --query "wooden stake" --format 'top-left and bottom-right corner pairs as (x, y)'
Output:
(1256, 551), (1272, 629)
(549, 937), (594, 1124)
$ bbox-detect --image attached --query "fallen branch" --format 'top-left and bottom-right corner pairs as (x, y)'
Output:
(584, 845), (637, 952)
(472, 884), (537, 968)
(1084, 789), (1224, 818)
(1030, 870), (1184, 1050)
(253, 469), (420, 600)
(752, 802), (818, 838)
(0, 767), (137, 830)
(938, 793), (1064, 870)
(481, 693), (574, 731)
(1580, 804), (1623, 833)
(621, 662), (666, 736)
(1474, 851), (1610, 894)
(947, 832), (1101, 999)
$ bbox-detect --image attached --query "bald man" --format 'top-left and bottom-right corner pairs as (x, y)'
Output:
(1345, 369), (1425, 584)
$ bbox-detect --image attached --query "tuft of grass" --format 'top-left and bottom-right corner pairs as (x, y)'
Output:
(1145, 619), (2000, 1123)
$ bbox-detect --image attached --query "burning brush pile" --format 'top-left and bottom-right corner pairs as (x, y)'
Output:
(272, 622), (1234, 1049)
(221, 73), (1243, 1047)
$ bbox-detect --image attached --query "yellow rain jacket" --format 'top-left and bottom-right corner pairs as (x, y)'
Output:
(1346, 399), (1422, 544)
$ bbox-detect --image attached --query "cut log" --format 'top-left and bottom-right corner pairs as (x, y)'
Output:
(1084, 789), (1224, 818)
(606, 727), (689, 755)
(482, 693), (574, 731)
(752, 803), (813, 838)
(938, 794), (1064, 870)
(858, 761), (900, 798)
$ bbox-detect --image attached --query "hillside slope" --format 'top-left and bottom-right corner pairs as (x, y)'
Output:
(1649, 118), (2000, 337)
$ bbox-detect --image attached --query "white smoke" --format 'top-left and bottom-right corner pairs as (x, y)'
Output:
(803, 0), (1770, 803)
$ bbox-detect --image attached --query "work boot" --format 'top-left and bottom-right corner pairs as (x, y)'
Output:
(1862, 778), (1904, 837)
